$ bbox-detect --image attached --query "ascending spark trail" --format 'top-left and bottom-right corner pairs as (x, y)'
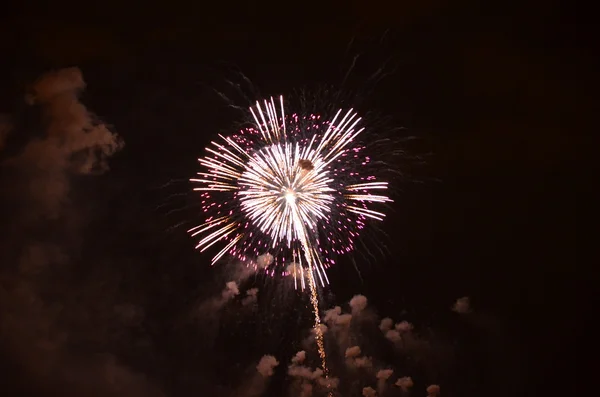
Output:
(306, 266), (333, 397)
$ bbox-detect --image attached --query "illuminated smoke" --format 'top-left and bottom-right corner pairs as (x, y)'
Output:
(384, 320), (414, 345)
(286, 263), (301, 278)
(335, 314), (353, 326)
(395, 321), (414, 333)
(427, 384), (441, 397)
(349, 294), (368, 314)
(237, 355), (280, 397)
(292, 351), (307, 365)
(256, 355), (279, 377)
(345, 346), (362, 358)
(452, 297), (471, 314)
(4, 67), (123, 219)
(354, 356), (373, 369)
(345, 346), (372, 369)
(194, 280), (241, 319)
(395, 376), (414, 390)
(324, 306), (342, 324)
(242, 287), (259, 306)
(362, 386), (377, 397)
(385, 329), (402, 343)
(379, 317), (393, 332)
(376, 369), (394, 394)
(221, 281), (240, 300)
(288, 365), (316, 379)
(315, 373), (339, 390)
(300, 383), (313, 397)
(0, 69), (168, 397)
(288, 360), (339, 396)
(256, 253), (274, 268)
(376, 369), (394, 380)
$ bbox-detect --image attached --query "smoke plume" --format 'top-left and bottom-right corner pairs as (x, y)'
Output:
(0, 68), (167, 397)
(3, 67), (123, 220)
(376, 369), (394, 394)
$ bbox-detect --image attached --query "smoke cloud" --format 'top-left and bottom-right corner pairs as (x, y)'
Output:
(0, 68), (169, 397)
(285, 293), (464, 397)
(379, 317), (393, 332)
(222, 280), (240, 300)
(257, 355), (280, 377)
(452, 296), (471, 314)
(257, 253), (274, 268)
(427, 384), (441, 396)
(324, 306), (342, 323)
(288, 365), (317, 380)
(299, 382), (313, 397)
(287, 351), (342, 397)
(354, 356), (373, 369)
(385, 329), (402, 343)
(242, 287), (259, 306)
(4, 67), (123, 220)
(395, 321), (414, 333)
(349, 294), (368, 314)
(384, 320), (415, 346)
(376, 369), (394, 394)
(292, 350), (307, 365)
(362, 386), (377, 396)
(193, 280), (241, 317)
(395, 376), (414, 390)
(235, 355), (280, 397)
(345, 346), (362, 358)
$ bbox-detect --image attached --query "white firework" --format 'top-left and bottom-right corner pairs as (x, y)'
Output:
(189, 96), (391, 289)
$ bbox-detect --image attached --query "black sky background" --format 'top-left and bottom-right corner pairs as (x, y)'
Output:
(0, 1), (588, 396)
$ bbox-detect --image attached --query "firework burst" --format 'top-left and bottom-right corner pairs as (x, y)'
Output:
(189, 95), (392, 288)
(190, 95), (392, 392)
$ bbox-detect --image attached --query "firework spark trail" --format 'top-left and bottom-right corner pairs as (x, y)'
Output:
(306, 265), (333, 397)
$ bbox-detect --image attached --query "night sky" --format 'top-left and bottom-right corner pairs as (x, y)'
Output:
(0, 1), (587, 397)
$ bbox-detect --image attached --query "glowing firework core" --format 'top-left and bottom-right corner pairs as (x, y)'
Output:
(284, 189), (297, 204)
(239, 141), (335, 253)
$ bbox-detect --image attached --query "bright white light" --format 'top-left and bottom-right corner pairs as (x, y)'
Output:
(285, 189), (297, 204)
